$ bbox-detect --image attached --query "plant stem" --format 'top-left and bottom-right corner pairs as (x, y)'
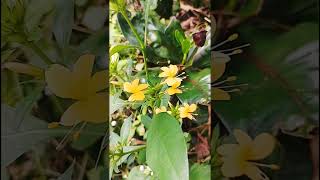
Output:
(120, 11), (144, 49)
(120, 10), (149, 79)
(27, 41), (54, 65)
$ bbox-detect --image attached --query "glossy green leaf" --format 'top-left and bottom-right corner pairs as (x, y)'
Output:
(146, 113), (189, 180)
(110, 44), (139, 56)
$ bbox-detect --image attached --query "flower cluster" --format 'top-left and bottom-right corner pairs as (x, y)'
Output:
(122, 64), (197, 120)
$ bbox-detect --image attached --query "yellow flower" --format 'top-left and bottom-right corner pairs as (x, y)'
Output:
(123, 79), (148, 101)
(179, 103), (197, 119)
(217, 129), (279, 180)
(159, 64), (178, 78)
(45, 54), (107, 126)
(159, 65), (182, 86)
(167, 80), (182, 95)
(155, 106), (172, 114)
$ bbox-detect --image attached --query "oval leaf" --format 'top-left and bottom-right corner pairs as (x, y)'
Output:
(146, 113), (189, 180)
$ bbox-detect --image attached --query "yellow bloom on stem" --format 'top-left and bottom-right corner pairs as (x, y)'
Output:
(179, 103), (197, 120)
(45, 54), (107, 126)
(159, 64), (178, 78)
(159, 65), (182, 86)
(123, 79), (148, 101)
(167, 80), (182, 95)
(217, 129), (279, 180)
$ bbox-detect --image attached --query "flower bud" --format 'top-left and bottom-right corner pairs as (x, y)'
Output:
(192, 30), (207, 47)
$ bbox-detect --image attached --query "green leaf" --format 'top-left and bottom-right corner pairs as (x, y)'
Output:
(1, 104), (58, 167)
(117, 13), (144, 46)
(141, 115), (152, 129)
(120, 116), (133, 144)
(1, 105), (103, 167)
(178, 68), (210, 103)
(109, 94), (125, 115)
(190, 163), (210, 180)
(57, 160), (75, 180)
(146, 113), (189, 180)
(110, 44), (139, 56)
(53, 0), (74, 49)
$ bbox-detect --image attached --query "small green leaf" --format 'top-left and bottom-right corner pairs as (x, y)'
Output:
(109, 94), (125, 115)
(120, 116), (133, 144)
(110, 44), (139, 56)
(146, 113), (189, 180)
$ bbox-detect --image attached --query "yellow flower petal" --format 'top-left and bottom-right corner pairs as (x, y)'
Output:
(137, 83), (148, 91)
(90, 70), (107, 93)
(165, 77), (181, 86)
(213, 88), (231, 100)
(217, 144), (239, 156)
(213, 60), (226, 82)
(220, 157), (244, 178)
(128, 91), (145, 101)
(234, 129), (253, 147)
(123, 82), (134, 93)
(189, 104), (197, 112)
(159, 65), (178, 78)
(159, 67), (169, 77)
(45, 64), (82, 99)
(132, 79), (140, 86)
(167, 87), (182, 95)
(45, 54), (96, 100)
(60, 93), (107, 126)
(73, 54), (95, 79)
(169, 64), (178, 76)
(250, 133), (275, 160)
